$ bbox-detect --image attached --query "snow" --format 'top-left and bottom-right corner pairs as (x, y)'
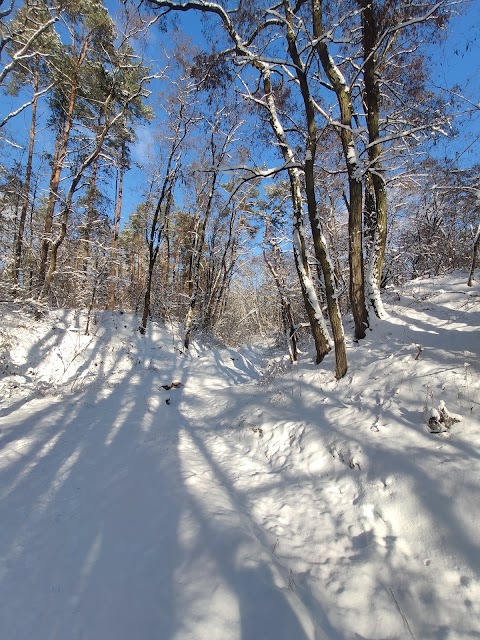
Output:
(366, 249), (389, 320)
(345, 140), (363, 182)
(1, 272), (480, 640)
(292, 228), (333, 347)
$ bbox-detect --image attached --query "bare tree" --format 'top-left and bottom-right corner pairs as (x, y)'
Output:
(262, 199), (298, 363)
(183, 108), (243, 349)
(139, 77), (196, 334)
(145, 0), (348, 371)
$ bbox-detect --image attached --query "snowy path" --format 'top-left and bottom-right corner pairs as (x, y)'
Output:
(1, 274), (480, 640)
(0, 330), (319, 640)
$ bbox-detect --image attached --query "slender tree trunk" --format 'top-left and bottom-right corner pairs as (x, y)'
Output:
(261, 68), (332, 363)
(184, 193), (213, 349)
(140, 250), (157, 333)
(291, 184), (333, 364)
(312, 0), (368, 339)
(43, 201), (69, 293)
(263, 225), (298, 363)
(13, 63), (38, 286)
(140, 97), (189, 334)
(140, 187), (174, 334)
(284, 1), (347, 376)
(41, 88), (119, 298)
(108, 135), (126, 310)
(183, 117), (242, 349)
(39, 37), (89, 288)
(467, 224), (480, 287)
(82, 155), (99, 272)
(360, 0), (388, 318)
(39, 82), (78, 285)
(364, 172), (376, 246)
(205, 209), (238, 329)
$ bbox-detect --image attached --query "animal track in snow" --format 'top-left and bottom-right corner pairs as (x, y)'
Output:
(341, 503), (393, 565)
(329, 442), (366, 471)
(263, 422), (305, 472)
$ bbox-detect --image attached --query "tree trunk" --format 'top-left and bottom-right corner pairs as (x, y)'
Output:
(284, 0), (347, 376)
(140, 251), (157, 334)
(205, 209), (239, 329)
(312, 0), (368, 340)
(140, 187), (174, 334)
(38, 37), (89, 288)
(261, 68), (332, 363)
(467, 224), (480, 287)
(291, 194), (333, 364)
(40, 88), (119, 299)
(263, 226), (298, 363)
(39, 83), (80, 286)
(184, 194), (212, 349)
(13, 63), (38, 286)
(360, 0), (388, 318)
(108, 134), (126, 310)
(82, 155), (99, 272)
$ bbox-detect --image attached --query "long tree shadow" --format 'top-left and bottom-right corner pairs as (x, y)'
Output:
(175, 345), (480, 638)
(174, 408), (337, 640)
(0, 322), (190, 640)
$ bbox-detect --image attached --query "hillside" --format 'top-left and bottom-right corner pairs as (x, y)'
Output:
(1, 272), (479, 640)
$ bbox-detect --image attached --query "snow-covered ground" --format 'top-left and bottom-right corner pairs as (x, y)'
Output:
(1, 272), (479, 640)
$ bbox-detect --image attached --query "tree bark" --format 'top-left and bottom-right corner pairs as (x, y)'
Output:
(108, 132), (126, 310)
(82, 155), (99, 272)
(13, 62), (38, 286)
(261, 69), (332, 363)
(263, 222), (298, 363)
(184, 181), (215, 349)
(312, 0), (368, 340)
(467, 224), (480, 287)
(140, 185), (174, 334)
(284, 0), (346, 376)
(360, 0), (388, 318)
(38, 37), (89, 287)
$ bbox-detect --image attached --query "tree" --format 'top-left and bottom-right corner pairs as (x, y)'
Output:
(468, 224), (480, 287)
(261, 185), (299, 363)
(183, 107), (243, 349)
(39, 2), (154, 298)
(139, 77), (196, 334)
(145, 0), (349, 371)
(0, 0), (59, 131)
(203, 180), (258, 332)
(37, 1), (117, 287)
(310, 0), (368, 339)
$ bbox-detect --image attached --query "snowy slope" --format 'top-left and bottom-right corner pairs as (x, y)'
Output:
(0, 272), (479, 640)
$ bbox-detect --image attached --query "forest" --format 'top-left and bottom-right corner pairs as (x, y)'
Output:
(0, 0), (479, 375)
(1, 3), (480, 638)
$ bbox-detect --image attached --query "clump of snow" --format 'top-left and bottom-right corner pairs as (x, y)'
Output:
(426, 399), (462, 433)
(0, 272), (479, 640)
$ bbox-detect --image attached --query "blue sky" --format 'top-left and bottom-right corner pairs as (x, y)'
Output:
(120, 0), (480, 220)
(427, 0), (480, 165)
(1, 0), (479, 226)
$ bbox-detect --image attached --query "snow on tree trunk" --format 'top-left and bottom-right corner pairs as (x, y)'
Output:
(467, 224), (480, 287)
